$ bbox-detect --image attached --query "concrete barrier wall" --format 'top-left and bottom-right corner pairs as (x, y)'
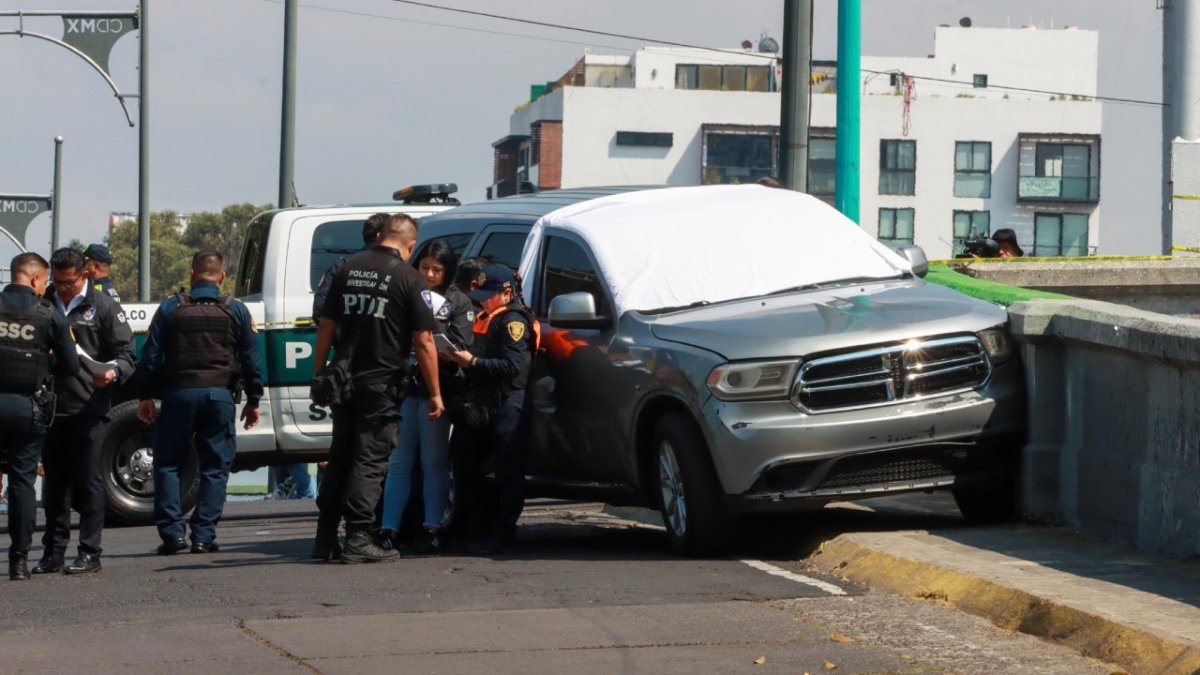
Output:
(1008, 299), (1200, 558)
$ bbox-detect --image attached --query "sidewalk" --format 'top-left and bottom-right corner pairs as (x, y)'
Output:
(805, 525), (1200, 675)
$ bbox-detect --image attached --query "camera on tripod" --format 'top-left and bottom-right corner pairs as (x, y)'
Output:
(956, 234), (1000, 259)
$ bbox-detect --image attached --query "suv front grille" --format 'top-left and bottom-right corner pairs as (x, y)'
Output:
(793, 335), (990, 413)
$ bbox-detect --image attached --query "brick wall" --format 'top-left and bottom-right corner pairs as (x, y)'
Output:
(536, 121), (563, 190)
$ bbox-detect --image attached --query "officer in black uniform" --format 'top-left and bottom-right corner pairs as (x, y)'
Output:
(0, 252), (79, 580)
(136, 251), (263, 555)
(311, 212), (387, 319)
(33, 248), (135, 575)
(83, 243), (121, 304)
(448, 263), (535, 555)
(310, 213), (442, 564)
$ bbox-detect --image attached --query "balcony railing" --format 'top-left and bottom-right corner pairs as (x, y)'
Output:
(1018, 176), (1100, 202)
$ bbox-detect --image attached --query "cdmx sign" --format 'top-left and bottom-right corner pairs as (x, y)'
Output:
(64, 17), (130, 34)
(0, 196), (52, 250)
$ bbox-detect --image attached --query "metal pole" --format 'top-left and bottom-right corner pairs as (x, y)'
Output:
(52, 135), (63, 251)
(137, 1), (150, 300)
(1163, 0), (1200, 252)
(279, 0), (298, 209)
(779, 0), (813, 192)
(834, 0), (861, 223)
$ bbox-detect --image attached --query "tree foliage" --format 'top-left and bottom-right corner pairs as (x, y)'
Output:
(106, 202), (272, 301)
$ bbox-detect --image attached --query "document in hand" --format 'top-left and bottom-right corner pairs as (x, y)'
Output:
(76, 344), (118, 378)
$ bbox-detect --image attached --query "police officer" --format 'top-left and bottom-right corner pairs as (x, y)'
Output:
(310, 213), (443, 564)
(35, 248), (135, 575)
(0, 252), (79, 580)
(447, 263), (536, 555)
(312, 212), (387, 319)
(83, 243), (121, 304)
(136, 251), (263, 555)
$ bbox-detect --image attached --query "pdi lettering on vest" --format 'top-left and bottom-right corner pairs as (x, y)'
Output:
(65, 18), (126, 33)
(0, 321), (35, 340)
(0, 200), (42, 214)
(343, 294), (389, 318)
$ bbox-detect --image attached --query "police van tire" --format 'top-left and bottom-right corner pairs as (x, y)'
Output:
(653, 413), (732, 556)
(102, 400), (200, 526)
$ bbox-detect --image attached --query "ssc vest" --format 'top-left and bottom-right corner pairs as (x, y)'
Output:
(0, 298), (54, 394)
(162, 293), (238, 389)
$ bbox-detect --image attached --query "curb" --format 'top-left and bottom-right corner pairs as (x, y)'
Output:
(807, 535), (1200, 675)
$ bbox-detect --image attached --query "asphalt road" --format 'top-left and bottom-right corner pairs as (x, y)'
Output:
(1, 495), (1116, 674)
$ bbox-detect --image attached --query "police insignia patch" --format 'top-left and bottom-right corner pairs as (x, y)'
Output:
(82, 307), (96, 321)
(116, 312), (127, 323)
(507, 321), (525, 342)
(250, 318), (259, 333)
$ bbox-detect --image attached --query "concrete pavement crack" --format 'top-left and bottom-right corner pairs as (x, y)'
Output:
(236, 618), (322, 673)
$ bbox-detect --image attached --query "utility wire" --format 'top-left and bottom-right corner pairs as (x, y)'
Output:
(390, 0), (1165, 108)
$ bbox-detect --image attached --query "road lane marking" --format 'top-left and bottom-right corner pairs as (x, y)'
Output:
(739, 559), (847, 596)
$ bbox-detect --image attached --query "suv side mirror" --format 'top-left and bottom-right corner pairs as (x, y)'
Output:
(548, 292), (610, 329)
(897, 245), (929, 278)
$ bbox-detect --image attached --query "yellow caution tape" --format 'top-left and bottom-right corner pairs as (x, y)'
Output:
(1171, 245), (1200, 253)
(930, 255), (1174, 265)
(1172, 194), (1200, 201)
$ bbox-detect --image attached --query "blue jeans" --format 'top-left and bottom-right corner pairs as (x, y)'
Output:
(271, 464), (315, 499)
(153, 387), (236, 544)
(381, 396), (451, 530)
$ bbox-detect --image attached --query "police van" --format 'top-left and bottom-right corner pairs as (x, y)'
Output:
(102, 185), (460, 524)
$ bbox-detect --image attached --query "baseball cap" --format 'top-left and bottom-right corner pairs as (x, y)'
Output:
(467, 263), (516, 303)
(83, 243), (113, 264)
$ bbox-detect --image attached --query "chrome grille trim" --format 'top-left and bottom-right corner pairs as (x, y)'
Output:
(793, 335), (991, 413)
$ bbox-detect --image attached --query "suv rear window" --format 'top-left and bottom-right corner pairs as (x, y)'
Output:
(478, 232), (527, 270)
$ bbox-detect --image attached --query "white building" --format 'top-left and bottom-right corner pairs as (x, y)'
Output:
(492, 25), (1101, 259)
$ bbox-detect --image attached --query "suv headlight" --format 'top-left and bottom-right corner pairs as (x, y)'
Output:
(977, 327), (1015, 364)
(706, 360), (800, 401)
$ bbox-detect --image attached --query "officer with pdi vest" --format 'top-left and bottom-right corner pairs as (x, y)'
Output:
(0, 253), (80, 580)
(35, 248), (135, 576)
(447, 264), (537, 555)
(136, 251), (263, 555)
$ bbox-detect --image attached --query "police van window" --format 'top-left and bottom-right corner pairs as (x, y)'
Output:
(477, 232), (527, 270)
(236, 215), (271, 297)
(309, 220), (364, 291)
(539, 236), (610, 318)
(411, 232), (474, 268)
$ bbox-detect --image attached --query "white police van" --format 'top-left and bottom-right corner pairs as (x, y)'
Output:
(103, 185), (460, 524)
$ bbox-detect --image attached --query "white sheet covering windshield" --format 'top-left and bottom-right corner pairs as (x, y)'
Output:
(518, 185), (912, 316)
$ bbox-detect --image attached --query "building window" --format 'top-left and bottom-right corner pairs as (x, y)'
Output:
(1033, 213), (1088, 256)
(879, 140), (916, 195)
(954, 141), (991, 198)
(878, 208), (915, 249)
(952, 210), (991, 255)
(615, 131), (673, 147)
(1036, 143), (1094, 200)
(973, 74), (988, 88)
(808, 136), (836, 196)
(676, 64), (771, 92)
(702, 128), (776, 184)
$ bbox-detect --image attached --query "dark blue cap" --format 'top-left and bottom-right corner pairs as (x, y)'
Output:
(467, 263), (516, 303)
(83, 243), (112, 264)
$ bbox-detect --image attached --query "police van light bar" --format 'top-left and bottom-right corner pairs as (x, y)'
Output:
(393, 183), (460, 204)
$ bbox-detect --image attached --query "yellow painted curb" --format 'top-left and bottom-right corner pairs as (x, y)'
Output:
(808, 537), (1200, 675)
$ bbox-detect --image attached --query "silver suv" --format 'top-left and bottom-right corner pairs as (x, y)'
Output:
(418, 185), (1025, 555)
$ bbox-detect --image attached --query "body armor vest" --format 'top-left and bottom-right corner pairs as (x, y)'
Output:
(0, 298), (54, 394)
(162, 293), (238, 389)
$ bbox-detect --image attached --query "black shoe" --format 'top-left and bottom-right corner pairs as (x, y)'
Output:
(341, 529), (400, 564)
(32, 557), (64, 575)
(65, 553), (101, 575)
(156, 538), (189, 556)
(311, 537), (343, 561)
(190, 542), (219, 554)
(413, 530), (446, 556)
(9, 557), (29, 581)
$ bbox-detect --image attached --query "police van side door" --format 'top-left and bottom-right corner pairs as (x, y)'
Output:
(526, 233), (627, 486)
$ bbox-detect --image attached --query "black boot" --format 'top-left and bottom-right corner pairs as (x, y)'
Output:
(310, 537), (343, 561)
(9, 555), (30, 581)
(341, 528), (400, 564)
(413, 528), (446, 556)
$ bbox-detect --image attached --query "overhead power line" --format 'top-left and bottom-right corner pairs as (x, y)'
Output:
(390, 0), (1164, 108)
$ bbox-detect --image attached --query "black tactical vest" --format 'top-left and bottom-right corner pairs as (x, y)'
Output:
(162, 293), (238, 389)
(0, 298), (54, 394)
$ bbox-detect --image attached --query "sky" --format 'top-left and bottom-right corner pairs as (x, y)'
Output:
(0, 0), (1164, 260)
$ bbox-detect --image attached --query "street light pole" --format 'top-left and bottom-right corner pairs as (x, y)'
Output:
(138, 0), (150, 300)
(835, 0), (861, 223)
(52, 135), (63, 251)
(779, 0), (813, 192)
(279, 0), (297, 209)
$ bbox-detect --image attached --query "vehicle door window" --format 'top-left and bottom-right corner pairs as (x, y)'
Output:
(309, 220), (365, 291)
(412, 232), (474, 268)
(539, 236), (611, 318)
(477, 231), (527, 270)
(236, 214), (271, 297)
